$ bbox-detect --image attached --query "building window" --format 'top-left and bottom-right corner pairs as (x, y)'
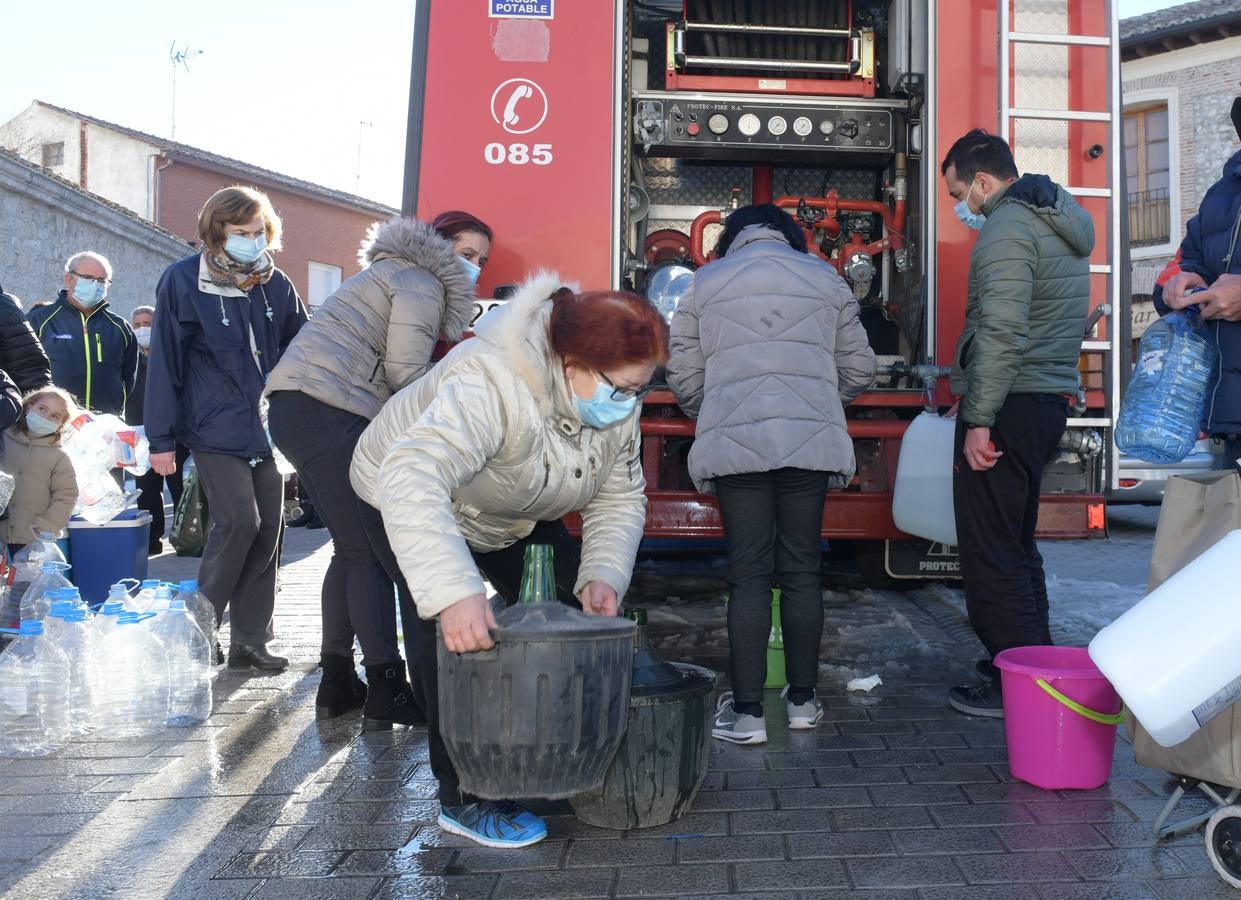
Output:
(307, 262), (342, 307)
(41, 142), (64, 168)
(1124, 103), (1170, 248)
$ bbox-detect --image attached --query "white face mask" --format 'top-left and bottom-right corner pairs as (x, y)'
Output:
(133, 326), (152, 349)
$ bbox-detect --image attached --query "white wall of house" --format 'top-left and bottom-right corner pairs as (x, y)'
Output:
(0, 103), (158, 220)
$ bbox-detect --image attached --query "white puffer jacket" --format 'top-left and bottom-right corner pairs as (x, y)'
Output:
(350, 272), (647, 620)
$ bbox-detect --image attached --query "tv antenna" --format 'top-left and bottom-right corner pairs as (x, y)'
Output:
(356, 121), (374, 192)
(169, 42), (204, 139)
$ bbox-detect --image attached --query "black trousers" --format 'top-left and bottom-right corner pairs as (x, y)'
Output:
(1214, 435), (1241, 469)
(193, 451), (284, 646)
(267, 391), (402, 667)
(716, 468), (830, 707)
(136, 444), (189, 544)
(953, 393), (1067, 660)
(360, 506), (582, 805)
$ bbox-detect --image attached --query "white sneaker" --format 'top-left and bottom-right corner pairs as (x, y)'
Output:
(712, 691), (767, 745)
(781, 685), (824, 730)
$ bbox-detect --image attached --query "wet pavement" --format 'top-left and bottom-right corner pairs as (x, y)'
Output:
(3, 505), (1237, 898)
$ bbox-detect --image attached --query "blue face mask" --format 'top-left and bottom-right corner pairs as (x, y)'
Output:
(459, 256), (481, 287)
(954, 180), (987, 231)
(224, 233), (267, 264)
(26, 411), (61, 437)
(574, 378), (638, 429)
(71, 277), (106, 307)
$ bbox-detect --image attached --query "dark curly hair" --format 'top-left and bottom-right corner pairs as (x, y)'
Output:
(714, 203), (808, 258)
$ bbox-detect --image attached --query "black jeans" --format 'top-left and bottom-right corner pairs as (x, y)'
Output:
(953, 393), (1067, 660)
(267, 391), (401, 667)
(136, 444), (189, 544)
(193, 451), (284, 647)
(1214, 435), (1241, 469)
(716, 468), (830, 707)
(360, 506), (582, 805)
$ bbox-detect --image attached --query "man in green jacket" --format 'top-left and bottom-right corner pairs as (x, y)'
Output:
(940, 129), (1094, 717)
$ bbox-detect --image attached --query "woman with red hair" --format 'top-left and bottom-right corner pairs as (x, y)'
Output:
(350, 271), (667, 849)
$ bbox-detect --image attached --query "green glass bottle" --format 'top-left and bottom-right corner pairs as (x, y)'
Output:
(518, 544), (556, 605)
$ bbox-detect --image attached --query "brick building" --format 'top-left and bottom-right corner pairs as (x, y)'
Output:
(0, 101), (397, 306)
(1121, 1), (1241, 342)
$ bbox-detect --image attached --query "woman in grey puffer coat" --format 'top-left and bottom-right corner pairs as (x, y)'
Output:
(667, 204), (877, 747)
(266, 211), (488, 728)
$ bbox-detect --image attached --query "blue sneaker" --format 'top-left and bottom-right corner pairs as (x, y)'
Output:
(438, 801), (548, 848)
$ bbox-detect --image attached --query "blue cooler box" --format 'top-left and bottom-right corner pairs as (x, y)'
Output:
(67, 509), (152, 607)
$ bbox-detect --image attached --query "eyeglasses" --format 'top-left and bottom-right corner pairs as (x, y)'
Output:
(597, 370), (657, 402)
(71, 272), (111, 285)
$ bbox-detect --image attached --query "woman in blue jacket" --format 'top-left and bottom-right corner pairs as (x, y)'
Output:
(146, 186), (308, 671)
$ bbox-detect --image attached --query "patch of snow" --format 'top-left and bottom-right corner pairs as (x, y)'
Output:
(847, 674), (883, 692)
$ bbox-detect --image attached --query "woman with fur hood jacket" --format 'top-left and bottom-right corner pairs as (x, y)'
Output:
(266, 211), (487, 729)
(349, 273), (668, 849)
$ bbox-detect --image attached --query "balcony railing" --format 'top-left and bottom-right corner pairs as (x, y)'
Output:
(1128, 187), (1170, 248)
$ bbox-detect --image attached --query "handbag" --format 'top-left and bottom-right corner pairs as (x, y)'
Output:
(170, 457), (210, 558)
(1147, 469), (1241, 592)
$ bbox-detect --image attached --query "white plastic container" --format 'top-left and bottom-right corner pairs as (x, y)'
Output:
(1089, 529), (1241, 748)
(891, 412), (958, 546)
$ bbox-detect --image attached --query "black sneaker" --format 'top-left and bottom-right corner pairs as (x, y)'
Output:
(975, 659), (998, 684)
(948, 681), (1004, 718)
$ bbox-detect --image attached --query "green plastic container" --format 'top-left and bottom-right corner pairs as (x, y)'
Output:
(764, 588), (787, 689)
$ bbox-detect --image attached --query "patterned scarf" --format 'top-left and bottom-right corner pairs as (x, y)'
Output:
(204, 248), (275, 292)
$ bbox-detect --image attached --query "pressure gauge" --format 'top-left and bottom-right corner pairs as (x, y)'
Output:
(819, 119), (836, 136)
(767, 115), (787, 136)
(793, 116), (813, 137)
(707, 113), (729, 135)
(737, 113), (761, 137)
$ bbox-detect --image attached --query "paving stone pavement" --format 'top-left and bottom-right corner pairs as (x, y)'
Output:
(4, 504), (1237, 898)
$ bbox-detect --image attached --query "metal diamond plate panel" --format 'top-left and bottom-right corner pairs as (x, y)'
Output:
(642, 159), (885, 207)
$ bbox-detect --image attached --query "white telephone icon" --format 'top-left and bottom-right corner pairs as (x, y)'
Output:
(503, 85), (534, 128)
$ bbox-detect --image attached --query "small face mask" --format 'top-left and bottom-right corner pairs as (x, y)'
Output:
(954, 180), (987, 231)
(133, 326), (152, 348)
(574, 376), (639, 429)
(72, 276), (106, 307)
(224, 232), (268, 264)
(459, 256), (481, 287)
(26, 411), (61, 437)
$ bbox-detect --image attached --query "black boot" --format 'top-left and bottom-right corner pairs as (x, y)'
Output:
(362, 663), (425, 731)
(317, 654), (367, 719)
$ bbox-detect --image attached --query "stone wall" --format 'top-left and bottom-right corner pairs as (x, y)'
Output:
(0, 150), (191, 321)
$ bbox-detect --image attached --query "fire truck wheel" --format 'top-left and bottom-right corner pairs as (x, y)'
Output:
(1207, 805), (1241, 888)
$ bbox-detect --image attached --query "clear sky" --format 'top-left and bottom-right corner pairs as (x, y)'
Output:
(2, 0), (1184, 211)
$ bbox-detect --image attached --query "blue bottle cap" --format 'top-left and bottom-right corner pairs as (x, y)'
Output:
(169, 598), (187, 612)
(101, 600), (125, 616)
(18, 620), (44, 636)
(178, 580), (198, 592)
(141, 579), (160, 589)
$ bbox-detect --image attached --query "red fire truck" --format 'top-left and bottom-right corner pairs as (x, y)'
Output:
(404, 0), (1122, 577)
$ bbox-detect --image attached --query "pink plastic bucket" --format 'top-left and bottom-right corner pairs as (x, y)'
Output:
(994, 646), (1124, 790)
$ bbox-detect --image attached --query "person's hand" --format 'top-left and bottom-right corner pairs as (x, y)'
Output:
(945, 399), (961, 419)
(1198, 274), (1241, 322)
(439, 592), (497, 653)
(578, 581), (619, 617)
(1163, 270), (1208, 309)
(963, 426), (1003, 472)
(150, 451), (178, 477)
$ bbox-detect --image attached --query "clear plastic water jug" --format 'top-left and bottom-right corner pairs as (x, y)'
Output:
(0, 620), (71, 757)
(1090, 530), (1241, 747)
(93, 598), (126, 640)
(10, 536), (69, 626)
(891, 412), (958, 546)
(46, 605), (98, 737)
(153, 598), (213, 726)
(19, 563), (74, 623)
(131, 580), (162, 613)
(174, 580), (217, 652)
(1116, 305), (1218, 464)
(97, 611), (170, 738)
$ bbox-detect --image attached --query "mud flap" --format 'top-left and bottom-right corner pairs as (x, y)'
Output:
(884, 539), (961, 580)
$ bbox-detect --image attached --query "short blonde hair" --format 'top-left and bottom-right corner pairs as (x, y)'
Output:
(197, 186), (283, 254)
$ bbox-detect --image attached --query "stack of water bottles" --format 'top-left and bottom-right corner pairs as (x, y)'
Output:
(0, 579), (216, 757)
(1116, 297), (1218, 464)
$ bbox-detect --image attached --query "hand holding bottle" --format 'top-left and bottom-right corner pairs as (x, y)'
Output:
(1197, 274), (1241, 322)
(1163, 271), (1208, 309)
(441, 592), (497, 653)
(578, 581), (619, 617)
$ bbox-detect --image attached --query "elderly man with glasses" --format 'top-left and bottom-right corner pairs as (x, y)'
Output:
(27, 251), (138, 417)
